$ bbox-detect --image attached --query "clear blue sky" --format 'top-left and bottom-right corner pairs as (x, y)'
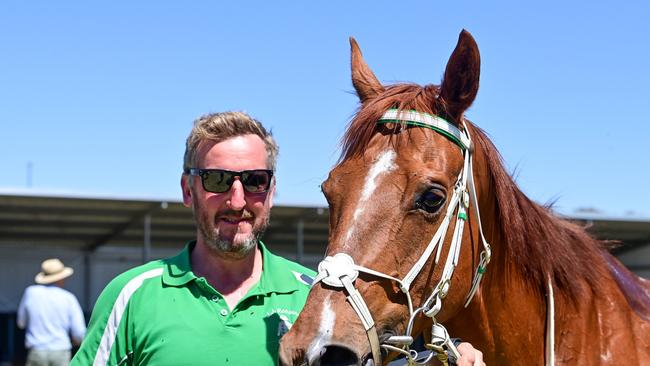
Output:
(1, 1), (648, 217)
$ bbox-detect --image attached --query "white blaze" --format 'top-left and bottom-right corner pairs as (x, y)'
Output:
(345, 149), (397, 241)
(307, 296), (336, 363)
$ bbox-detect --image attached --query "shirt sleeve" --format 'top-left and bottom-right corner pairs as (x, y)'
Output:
(16, 289), (28, 330)
(69, 294), (87, 343)
(70, 277), (135, 366)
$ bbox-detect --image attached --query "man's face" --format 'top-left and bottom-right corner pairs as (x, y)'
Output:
(181, 134), (274, 259)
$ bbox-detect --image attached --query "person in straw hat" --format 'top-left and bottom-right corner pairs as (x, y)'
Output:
(17, 258), (86, 366)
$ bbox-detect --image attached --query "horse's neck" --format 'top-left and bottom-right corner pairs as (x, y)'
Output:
(453, 256), (650, 365)
(449, 270), (596, 365)
(552, 258), (650, 364)
(446, 164), (549, 363)
(455, 134), (650, 363)
(446, 272), (548, 365)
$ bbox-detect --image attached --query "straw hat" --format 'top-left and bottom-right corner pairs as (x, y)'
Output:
(35, 258), (74, 284)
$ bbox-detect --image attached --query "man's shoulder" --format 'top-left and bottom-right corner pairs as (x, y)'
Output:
(264, 249), (316, 287)
(23, 284), (39, 294)
(53, 285), (79, 299)
(266, 247), (315, 271)
(24, 284), (61, 297)
(277, 256), (316, 277)
(99, 259), (168, 300)
(115, 259), (167, 284)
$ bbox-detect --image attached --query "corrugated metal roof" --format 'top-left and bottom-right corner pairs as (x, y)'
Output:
(0, 194), (329, 258)
(0, 193), (647, 262)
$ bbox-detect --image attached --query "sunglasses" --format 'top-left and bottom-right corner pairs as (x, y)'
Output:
(186, 168), (274, 194)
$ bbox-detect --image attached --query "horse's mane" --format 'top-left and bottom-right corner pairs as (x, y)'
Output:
(469, 125), (608, 300)
(341, 83), (609, 301)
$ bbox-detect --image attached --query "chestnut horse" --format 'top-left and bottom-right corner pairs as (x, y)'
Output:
(278, 30), (650, 365)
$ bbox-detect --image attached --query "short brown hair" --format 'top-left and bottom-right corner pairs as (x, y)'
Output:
(183, 111), (279, 173)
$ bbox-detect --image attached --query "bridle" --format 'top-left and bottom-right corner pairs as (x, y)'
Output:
(313, 109), (492, 365)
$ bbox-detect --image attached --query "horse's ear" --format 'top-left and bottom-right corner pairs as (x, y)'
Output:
(439, 30), (481, 123)
(350, 37), (385, 103)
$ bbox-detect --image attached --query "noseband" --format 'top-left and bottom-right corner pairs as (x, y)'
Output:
(313, 109), (492, 365)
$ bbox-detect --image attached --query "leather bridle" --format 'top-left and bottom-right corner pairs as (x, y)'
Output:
(313, 109), (492, 365)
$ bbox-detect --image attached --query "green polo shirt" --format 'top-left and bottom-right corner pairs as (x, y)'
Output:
(71, 241), (315, 366)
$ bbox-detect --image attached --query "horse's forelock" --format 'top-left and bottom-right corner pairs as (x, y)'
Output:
(340, 83), (442, 163)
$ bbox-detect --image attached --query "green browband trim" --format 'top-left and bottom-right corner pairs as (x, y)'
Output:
(377, 109), (470, 151)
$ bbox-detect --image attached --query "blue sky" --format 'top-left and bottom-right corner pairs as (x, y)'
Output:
(1, 1), (648, 217)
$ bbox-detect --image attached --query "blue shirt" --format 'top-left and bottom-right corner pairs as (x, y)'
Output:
(17, 284), (87, 350)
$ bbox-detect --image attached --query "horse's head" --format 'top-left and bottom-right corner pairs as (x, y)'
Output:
(280, 30), (490, 366)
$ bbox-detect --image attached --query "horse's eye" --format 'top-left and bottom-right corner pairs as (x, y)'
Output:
(415, 189), (446, 213)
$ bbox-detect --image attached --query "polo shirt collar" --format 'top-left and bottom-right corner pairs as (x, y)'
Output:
(162, 241), (197, 287)
(162, 241), (302, 295)
(256, 241), (301, 295)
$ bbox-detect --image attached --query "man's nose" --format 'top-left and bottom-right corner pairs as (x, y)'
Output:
(227, 179), (246, 210)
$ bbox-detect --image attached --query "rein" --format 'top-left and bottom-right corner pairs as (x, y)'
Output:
(314, 109), (492, 365)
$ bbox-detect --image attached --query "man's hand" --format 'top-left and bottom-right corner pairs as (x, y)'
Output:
(456, 342), (485, 366)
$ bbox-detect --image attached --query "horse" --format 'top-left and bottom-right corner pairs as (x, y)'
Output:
(278, 30), (650, 365)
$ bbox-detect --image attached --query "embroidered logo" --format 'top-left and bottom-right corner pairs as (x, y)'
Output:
(277, 314), (293, 336)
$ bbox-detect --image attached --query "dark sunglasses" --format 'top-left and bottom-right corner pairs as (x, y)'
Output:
(186, 168), (274, 194)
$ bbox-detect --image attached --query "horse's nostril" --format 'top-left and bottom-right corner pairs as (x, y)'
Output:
(320, 345), (359, 366)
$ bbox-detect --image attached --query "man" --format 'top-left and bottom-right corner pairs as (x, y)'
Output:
(71, 111), (316, 365)
(71, 111), (484, 365)
(17, 258), (86, 366)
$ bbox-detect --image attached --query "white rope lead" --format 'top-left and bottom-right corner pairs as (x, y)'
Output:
(546, 276), (555, 366)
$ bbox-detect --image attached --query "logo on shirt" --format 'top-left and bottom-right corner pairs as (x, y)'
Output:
(277, 314), (293, 337)
(265, 308), (298, 337)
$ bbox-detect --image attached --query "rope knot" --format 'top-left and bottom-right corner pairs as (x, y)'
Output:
(315, 253), (359, 288)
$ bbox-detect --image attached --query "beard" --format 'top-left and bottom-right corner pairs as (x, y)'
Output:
(192, 195), (270, 259)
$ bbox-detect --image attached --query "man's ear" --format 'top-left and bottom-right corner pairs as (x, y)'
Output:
(181, 175), (193, 207)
